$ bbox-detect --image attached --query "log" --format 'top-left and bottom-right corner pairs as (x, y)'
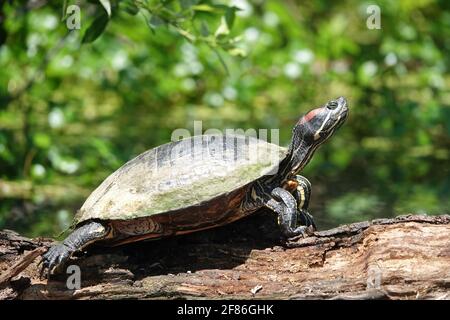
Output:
(0, 213), (449, 300)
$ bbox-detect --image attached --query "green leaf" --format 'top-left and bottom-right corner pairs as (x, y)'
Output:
(200, 21), (210, 36)
(159, 7), (177, 21)
(192, 4), (216, 12)
(62, 0), (68, 21)
(82, 12), (109, 43)
(212, 48), (229, 75)
(99, 0), (112, 17)
(225, 7), (236, 29)
(228, 47), (247, 57)
(180, 0), (199, 10)
(33, 133), (51, 149)
(172, 25), (196, 42)
(121, 0), (139, 15)
(148, 15), (166, 29)
(215, 17), (229, 37)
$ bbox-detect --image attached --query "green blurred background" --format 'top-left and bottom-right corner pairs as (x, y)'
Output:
(0, 0), (449, 238)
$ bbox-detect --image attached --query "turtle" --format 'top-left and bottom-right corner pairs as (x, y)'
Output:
(42, 96), (348, 273)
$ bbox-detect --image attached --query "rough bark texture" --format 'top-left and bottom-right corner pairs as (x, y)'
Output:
(0, 213), (449, 300)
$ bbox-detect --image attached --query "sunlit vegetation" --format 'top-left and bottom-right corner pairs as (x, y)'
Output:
(0, 0), (449, 236)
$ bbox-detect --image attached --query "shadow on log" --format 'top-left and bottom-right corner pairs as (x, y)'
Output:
(1, 213), (449, 300)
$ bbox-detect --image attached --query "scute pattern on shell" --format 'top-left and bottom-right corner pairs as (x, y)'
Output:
(75, 134), (287, 224)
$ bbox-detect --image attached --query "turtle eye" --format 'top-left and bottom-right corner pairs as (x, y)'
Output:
(326, 101), (338, 110)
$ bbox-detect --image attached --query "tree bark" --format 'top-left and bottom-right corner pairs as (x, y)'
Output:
(0, 213), (449, 300)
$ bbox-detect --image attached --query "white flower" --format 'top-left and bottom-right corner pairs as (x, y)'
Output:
(223, 86), (237, 100)
(59, 55), (74, 68)
(43, 15), (58, 30)
(293, 49), (314, 65)
(59, 160), (79, 174)
(384, 53), (397, 66)
(189, 61), (204, 75)
(205, 92), (224, 107)
(48, 108), (65, 129)
(361, 61), (378, 77)
(111, 51), (128, 70)
(32, 164), (46, 178)
(174, 63), (189, 77)
(284, 62), (302, 79)
(263, 12), (279, 27)
(181, 43), (197, 61)
(26, 33), (41, 57)
(244, 27), (260, 43)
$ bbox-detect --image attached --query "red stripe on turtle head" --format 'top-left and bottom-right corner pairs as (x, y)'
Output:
(298, 107), (322, 125)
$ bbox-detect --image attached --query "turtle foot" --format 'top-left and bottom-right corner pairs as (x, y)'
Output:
(283, 225), (314, 239)
(41, 244), (72, 278)
(298, 209), (317, 231)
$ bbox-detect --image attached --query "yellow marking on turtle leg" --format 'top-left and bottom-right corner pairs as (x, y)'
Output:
(251, 187), (258, 200)
(298, 185), (306, 209)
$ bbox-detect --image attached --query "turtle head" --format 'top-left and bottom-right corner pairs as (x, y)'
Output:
(286, 96), (349, 175)
(295, 96), (348, 144)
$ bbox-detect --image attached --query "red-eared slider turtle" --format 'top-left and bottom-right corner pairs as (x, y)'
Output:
(42, 97), (348, 273)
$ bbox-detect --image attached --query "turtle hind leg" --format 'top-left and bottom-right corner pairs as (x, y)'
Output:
(42, 221), (110, 276)
(265, 187), (311, 238)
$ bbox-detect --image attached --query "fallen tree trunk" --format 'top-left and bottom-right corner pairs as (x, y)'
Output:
(0, 213), (449, 300)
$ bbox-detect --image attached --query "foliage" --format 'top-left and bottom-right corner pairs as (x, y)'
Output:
(0, 0), (449, 236)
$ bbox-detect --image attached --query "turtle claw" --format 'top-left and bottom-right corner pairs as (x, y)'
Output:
(291, 225), (309, 238)
(41, 244), (72, 277)
(298, 209), (317, 231)
(286, 225), (315, 241)
(281, 225), (312, 239)
(37, 258), (48, 280)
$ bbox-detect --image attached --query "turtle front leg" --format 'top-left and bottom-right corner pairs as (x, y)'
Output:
(289, 175), (317, 230)
(42, 221), (110, 276)
(265, 187), (312, 238)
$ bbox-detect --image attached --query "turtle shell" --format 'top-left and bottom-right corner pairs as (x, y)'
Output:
(75, 134), (287, 224)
